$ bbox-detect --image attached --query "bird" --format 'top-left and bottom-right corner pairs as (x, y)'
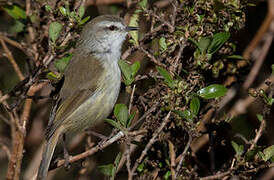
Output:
(37, 15), (138, 180)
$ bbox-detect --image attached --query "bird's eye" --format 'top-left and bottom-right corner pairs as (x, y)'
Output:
(108, 25), (117, 31)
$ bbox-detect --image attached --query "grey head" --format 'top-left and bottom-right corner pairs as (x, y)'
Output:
(76, 15), (136, 59)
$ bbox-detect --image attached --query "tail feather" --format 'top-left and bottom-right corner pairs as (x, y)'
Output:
(37, 130), (61, 180)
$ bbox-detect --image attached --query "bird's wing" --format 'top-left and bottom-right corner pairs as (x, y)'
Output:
(46, 54), (104, 140)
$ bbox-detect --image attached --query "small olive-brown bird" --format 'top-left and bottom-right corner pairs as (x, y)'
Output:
(37, 15), (137, 180)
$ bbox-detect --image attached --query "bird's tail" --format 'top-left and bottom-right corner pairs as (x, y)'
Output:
(37, 130), (61, 180)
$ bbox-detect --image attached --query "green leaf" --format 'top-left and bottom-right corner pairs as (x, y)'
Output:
(207, 32), (230, 55)
(231, 141), (244, 156)
(98, 164), (114, 177)
(112, 152), (122, 178)
(78, 5), (85, 19)
(130, 61), (140, 78)
(256, 114), (263, 122)
(262, 145), (274, 162)
(138, 0), (147, 9)
(118, 60), (140, 86)
(118, 60), (132, 85)
(190, 97), (200, 115)
(69, 11), (76, 19)
(79, 16), (90, 25)
(114, 104), (129, 127)
(156, 66), (174, 89)
(137, 162), (145, 172)
(54, 54), (72, 73)
(159, 37), (167, 53)
(104, 119), (123, 131)
(118, 60), (131, 80)
(128, 111), (136, 128)
(46, 72), (61, 82)
(164, 171), (171, 180)
(10, 20), (25, 33)
(128, 12), (139, 46)
(173, 110), (194, 122)
(271, 64), (274, 75)
(49, 22), (63, 43)
(245, 147), (260, 161)
(198, 37), (211, 53)
(3, 5), (26, 20)
(45, 5), (53, 12)
(59, 6), (67, 16)
(114, 152), (122, 168)
(198, 84), (227, 99)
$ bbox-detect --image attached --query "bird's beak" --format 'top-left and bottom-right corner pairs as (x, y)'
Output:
(126, 26), (139, 31)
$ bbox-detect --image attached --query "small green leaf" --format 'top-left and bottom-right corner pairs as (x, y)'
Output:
(3, 5), (26, 20)
(79, 16), (90, 25)
(262, 145), (274, 162)
(190, 97), (200, 115)
(59, 6), (67, 16)
(45, 5), (52, 12)
(130, 61), (140, 78)
(231, 141), (244, 156)
(127, 111), (136, 128)
(114, 104), (129, 127)
(138, 0), (147, 9)
(112, 152), (122, 178)
(198, 37), (211, 53)
(49, 22), (63, 43)
(104, 119), (123, 131)
(46, 72), (61, 82)
(198, 84), (227, 99)
(256, 114), (263, 122)
(207, 32), (230, 55)
(128, 13), (139, 46)
(118, 60), (132, 85)
(173, 110), (194, 121)
(69, 11), (76, 19)
(137, 162), (145, 172)
(118, 60), (140, 86)
(78, 5), (85, 19)
(156, 66), (174, 89)
(114, 152), (122, 168)
(271, 64), (274, 75)
(159, 37), (167, 53)
(245, 147), (260, 161)
(164, 171), (171, 180)
(98, 164), (114, 177)
(10, 20), (25, 33)
(54, 54), (72, 73)
(258, 151), (266, 161)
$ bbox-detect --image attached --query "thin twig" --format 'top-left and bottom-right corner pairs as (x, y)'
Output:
(128, 111), (171, 180)
(128, 84), (136, 114)
(168, 140), (176, 180)
(175, 132), (192, 178)
(139, 46), (166, 68)
(0, 38), (24, 81)
(200, 170), (232, 180)
(50, 129), (147, 170)
(0, 34), (23, 50)
(5, 82), (47, 180)
(248, 119), (266, 152)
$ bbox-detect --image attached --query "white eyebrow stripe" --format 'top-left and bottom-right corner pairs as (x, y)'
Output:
(98, 21), (124, 29)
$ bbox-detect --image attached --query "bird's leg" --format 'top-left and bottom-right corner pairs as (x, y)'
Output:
(61, 133), (71, 170)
